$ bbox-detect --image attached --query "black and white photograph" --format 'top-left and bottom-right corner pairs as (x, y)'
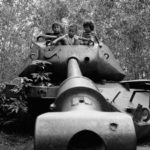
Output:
(0, 0), (150, 149)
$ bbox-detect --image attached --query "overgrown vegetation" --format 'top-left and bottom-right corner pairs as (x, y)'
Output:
(0, 82), (28, 127)
(0, 0), (150, 82)
(0, 60), (53, 126)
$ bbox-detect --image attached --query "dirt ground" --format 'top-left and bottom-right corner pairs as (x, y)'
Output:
(0, 131), (33, 150)
(0, 131), (149, 150)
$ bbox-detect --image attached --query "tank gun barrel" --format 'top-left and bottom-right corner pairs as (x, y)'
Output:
(67, 58), (82, 78)
(55, 56), (105, 112)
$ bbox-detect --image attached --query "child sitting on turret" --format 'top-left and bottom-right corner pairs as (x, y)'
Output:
(37, 22), (64, 44)
(46, 22), (64, 37)
(82, 20), (100, 45)
(52, 24), (80, 45)
(52, 24), (92, 45)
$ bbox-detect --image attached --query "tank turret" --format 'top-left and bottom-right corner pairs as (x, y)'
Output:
(20, 42), (125, 83)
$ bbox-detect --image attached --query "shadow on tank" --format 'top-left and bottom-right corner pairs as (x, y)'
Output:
(67, 130), (106, 150)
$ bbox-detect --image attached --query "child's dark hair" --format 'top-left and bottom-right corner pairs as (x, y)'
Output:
(68, 24), (78, 33)
(52, 22), (64, 33)
(83, 21), (94, 31)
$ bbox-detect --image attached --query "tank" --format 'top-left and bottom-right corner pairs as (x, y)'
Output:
(1, 35), (149, 149)
(16, 36), (138, 150)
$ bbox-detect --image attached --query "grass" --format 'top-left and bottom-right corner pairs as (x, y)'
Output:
(0, 131), (33, 150)
(0, 115), (34, 150)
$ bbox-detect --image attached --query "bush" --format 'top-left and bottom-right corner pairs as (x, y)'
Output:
(0, 84), (28, 126)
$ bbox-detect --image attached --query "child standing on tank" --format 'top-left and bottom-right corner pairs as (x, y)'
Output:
(82, 20), (100, 45)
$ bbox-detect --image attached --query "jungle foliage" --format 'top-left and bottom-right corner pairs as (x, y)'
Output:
(0, 0), (150, 82)
(0, 0), (150, 126)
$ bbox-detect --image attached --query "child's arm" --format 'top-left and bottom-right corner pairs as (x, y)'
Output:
(78, 36), (92, 42)
(37, 34), (57, 42)
(77, 36), (94, 46)
(52, 35), (66, 44)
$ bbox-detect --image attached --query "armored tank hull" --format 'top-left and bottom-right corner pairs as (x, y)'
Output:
(20, 43), (125, 82)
